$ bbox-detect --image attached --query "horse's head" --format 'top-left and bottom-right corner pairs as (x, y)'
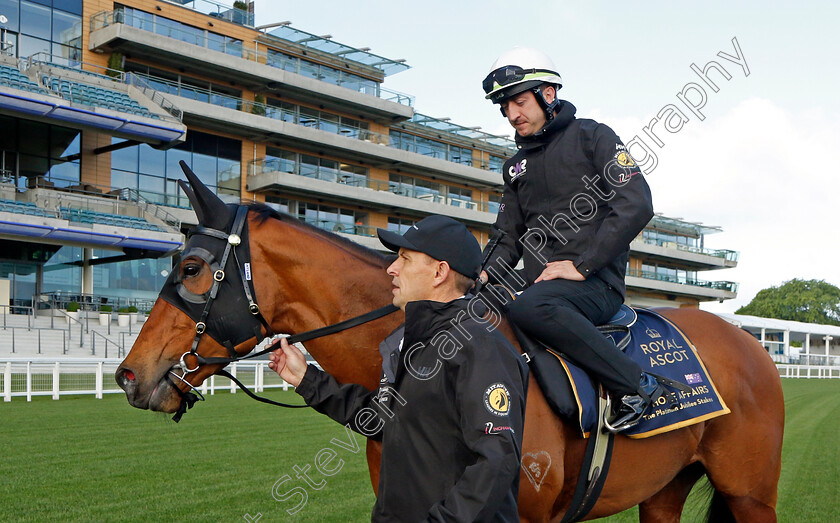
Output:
(116, 162), (271, 415)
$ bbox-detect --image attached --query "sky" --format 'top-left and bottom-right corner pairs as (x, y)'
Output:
(253, 1), (840, 314)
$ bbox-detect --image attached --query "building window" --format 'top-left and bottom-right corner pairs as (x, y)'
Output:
(488, 192), (502, 214)
(265, 99), (296, 123)
(264, 47), (378, 95)
(0, 116), (80, 189)
(111, 131), (241, 207)
(449, 145), (473, 166)
(262, 148), (297, 175)
(92, 249), (172, 297)
(297, 201), (368, 235)
(638, 262), (697, 284)
(448, 186), (473, 208)
(1, 0), (82, 65)
(117, 6), (242, 57)
(389, 130), (476, 166)
(388, 173), (442, 201)
(265, 97), (370, 138)
(488, 155), (504, 173)
(642, 229), (699, 248)
(262, 147), (368, 186)
(387, 217), (415, 234)
(124, 63), (242, 108)
(264, 196), (290, 214)
(388, 173), (479, 209)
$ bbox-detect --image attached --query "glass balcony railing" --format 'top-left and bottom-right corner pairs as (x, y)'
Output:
(175, 0), (254, 26)
(626, 268), (738, 293)
(636, 237), (739, 262)
(303, 218), (376, 238)
(130, 73), (502, 172)
(129, 72), (390, 144)
(388, 141), (473, 166)
(250, 159), (497, 213)
(89, 9), (413, 106)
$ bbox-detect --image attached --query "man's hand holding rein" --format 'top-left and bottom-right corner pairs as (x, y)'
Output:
(268, 338), (308, 387)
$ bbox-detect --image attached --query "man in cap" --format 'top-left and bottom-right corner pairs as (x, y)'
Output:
(269, 215), (528, 522)
(480, 47), (670, 432)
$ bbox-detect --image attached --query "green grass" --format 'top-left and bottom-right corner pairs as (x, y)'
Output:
(601, 379), (840, 522)
(1, 379), (838, 521)
(0, 391), (374, 522)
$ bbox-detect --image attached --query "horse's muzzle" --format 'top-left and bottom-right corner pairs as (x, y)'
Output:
(115, 366), (143, 405)
(115, 366), (181, 412)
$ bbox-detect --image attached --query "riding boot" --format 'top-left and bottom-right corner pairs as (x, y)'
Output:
(605, 373), (679, 433)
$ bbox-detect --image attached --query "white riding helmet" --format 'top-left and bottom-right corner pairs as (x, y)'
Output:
(482, 47), (563, 103)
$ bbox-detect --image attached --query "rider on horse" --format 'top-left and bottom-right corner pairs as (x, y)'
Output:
(479, 46), (673, 431)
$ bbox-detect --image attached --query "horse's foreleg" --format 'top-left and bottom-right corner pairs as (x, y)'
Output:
(638, 462), (705, 523)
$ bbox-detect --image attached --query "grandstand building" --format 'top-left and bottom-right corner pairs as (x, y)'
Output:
(0, 0), (737, 317)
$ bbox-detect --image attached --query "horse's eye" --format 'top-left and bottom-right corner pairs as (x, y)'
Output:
(183, 263), (201, 277)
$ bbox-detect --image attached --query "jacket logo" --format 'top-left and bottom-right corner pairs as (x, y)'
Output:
(484, 421), (514, 435)
(484, 383), (510, 416)
(615, 151), (635, 167)
(508, 159), (528, 181)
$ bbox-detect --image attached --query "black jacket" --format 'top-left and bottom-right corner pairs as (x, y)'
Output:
(485, 101), (654, 297)
(295, 298), (528, 522)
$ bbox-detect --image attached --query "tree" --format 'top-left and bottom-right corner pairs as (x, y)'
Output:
(106, 52), (124, 78)
(736, 279), (840, 326)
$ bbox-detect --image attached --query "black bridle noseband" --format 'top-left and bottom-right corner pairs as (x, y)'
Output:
(161, 204), (397, 422)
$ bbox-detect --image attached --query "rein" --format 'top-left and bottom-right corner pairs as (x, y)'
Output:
(167, 204), (398, 421)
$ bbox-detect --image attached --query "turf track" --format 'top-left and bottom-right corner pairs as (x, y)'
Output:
(0, 379), (836, 521)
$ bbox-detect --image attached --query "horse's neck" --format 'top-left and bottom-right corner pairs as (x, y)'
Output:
(254, 218), (400, 389)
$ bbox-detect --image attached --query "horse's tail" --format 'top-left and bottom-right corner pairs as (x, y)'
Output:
(704, 482), (735, 523)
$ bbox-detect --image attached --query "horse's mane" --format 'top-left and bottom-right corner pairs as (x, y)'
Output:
(246, 203), (391, 268)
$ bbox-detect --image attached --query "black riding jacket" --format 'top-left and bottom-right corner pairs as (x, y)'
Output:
(295, 298), (528, 522)
(485, 101), (654, 297)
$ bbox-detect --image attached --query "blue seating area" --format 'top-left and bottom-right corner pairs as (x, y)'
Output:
(0, 198), (55, 217)
(61, 207), (164, 232)
(0, 199), (162, 231)
(0, 64), (48, 94)
(43, 76), (159, 119)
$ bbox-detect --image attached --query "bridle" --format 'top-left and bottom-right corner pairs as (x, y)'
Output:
(163, 204), (397, 422)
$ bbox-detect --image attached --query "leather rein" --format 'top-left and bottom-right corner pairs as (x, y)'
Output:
(167, 205), (398, 421)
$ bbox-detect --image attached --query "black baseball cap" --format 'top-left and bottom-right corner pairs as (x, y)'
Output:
(377, 215), (482, 280)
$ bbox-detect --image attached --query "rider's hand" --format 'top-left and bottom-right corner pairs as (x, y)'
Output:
(268, 338), (308, 387)
(534, 260), (585, 283)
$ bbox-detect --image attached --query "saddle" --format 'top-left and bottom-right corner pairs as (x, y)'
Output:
(474, 285), (729, 522)
(517, 303), (637, 431)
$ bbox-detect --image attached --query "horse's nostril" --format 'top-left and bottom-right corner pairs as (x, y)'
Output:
(116, 368), (136, 390)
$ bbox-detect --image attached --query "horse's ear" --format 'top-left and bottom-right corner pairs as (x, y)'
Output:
(179, 160), (230, 228)
(177, 179), (196, 204)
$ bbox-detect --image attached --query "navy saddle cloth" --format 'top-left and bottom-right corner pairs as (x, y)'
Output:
(521, 305), (730, 439)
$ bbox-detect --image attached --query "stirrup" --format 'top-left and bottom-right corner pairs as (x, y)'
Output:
(604, 394), (646, 433)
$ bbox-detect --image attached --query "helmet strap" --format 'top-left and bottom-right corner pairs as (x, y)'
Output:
(533, 85), (561, 122)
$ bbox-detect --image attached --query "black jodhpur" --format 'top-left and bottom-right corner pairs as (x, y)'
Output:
(506, 277), (642, 396)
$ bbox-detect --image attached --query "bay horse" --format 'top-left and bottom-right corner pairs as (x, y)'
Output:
(116, 169), (784, 522)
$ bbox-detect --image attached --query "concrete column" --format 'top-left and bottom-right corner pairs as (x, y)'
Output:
(783, 330), (790, 358)
(82, 248), (94, 295)
(805, 333), (811, 361)
(35, 264), (43, 301)
(33, 264), (44, 318)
